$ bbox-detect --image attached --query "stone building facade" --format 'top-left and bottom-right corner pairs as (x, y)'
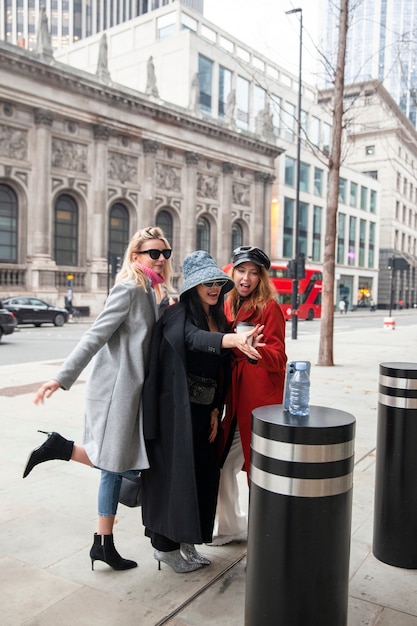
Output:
(0, 41), (280, 315)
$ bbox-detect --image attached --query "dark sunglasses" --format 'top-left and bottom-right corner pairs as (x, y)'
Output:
(201, 279), (229, 288)
(138, 249), (172, 260)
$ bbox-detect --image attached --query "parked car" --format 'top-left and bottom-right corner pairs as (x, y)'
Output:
(2, 296), (69, 327)
(0, 299), (17, 340)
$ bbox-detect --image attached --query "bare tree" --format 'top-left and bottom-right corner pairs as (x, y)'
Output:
(317, 0), (349, 366)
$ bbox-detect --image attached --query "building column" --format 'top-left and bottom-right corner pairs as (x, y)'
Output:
(220, 161), (235, 265)
(254, 171), (275, 252)
(31, 107), (53, 260)
(183, 151), (200, 257)
(142, 139), (159, 227)
(91, 124), (110, 261)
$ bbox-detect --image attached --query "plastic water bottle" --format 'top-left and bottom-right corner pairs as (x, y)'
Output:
(288, 362), (310, 417)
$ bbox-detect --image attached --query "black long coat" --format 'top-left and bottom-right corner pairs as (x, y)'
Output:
(141, 302), (226, 544)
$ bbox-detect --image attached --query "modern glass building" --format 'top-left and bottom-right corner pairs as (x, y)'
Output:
(0, 0), (203, 51)
(322, 0), (417, 126)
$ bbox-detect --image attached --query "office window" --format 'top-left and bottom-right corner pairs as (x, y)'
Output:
(156, 12), (176, 39)
(310, 116), (320, 148)
(283, 101), (295, 141)
(312, 205), (322, 261)
(350, 182), (358, 208)
(198, 54), (213, 113)
(348, 216), (356, 266)
(270, 94), (281, 137)
(359, 219), (366, 266)
(368, 222), (375, 268)
(337, 212), (345, 264)
(285, 156), (295, 187)
(322, 122), (331, 153)
(0, 184), (18, 263)
(196, 216), (210, 252)
(283, 197), (294, 258)
(360, 186), (367, 210)
(54, 194), (78, 266)
(236, 76), (249, 129)
(254, 85), (266, 122)
(300, 162), (310, 192)
(370, 190), (376, 213)
(314, 167), (323, 196)
(218, 66), (232, 118)
(339, 178), (347, 204)
(299, 201), (308, 257)
(181, 13), (197, 31)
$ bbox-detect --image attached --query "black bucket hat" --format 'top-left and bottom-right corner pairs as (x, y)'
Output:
(232, 246), (271, 270)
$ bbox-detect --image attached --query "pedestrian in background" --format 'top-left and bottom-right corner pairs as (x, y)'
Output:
(23, 226), (172, 571)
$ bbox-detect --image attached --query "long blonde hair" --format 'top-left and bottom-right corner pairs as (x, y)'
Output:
(116, 226), (172, 300)
(227, 265), (276, 320)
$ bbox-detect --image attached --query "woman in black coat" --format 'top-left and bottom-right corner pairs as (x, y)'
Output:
(141, 250), (264, 574)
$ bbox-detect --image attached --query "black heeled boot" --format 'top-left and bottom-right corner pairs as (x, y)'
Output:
(90, 533), (137, 571)
(22, 430), (74, 478)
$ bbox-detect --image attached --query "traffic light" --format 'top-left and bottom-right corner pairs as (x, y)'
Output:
(287, 259), (296, 278)
(296, 253), (306, 279)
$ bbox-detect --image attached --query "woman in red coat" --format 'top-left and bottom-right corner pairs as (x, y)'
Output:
(211, 246), (287, 546)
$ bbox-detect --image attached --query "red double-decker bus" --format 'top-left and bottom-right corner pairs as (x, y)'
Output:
(268, 264), (323, 321)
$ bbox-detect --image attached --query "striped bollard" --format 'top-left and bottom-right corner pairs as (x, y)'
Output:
(245, 405), (355, 626)
(373, 362), (417, 568)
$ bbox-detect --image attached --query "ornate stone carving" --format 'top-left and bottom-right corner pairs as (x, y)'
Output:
(197, 173), (218, 199)
(3, 103), (14, 118)
(255, 171), (275, 184)
(142, 139), (159, 154)
(146, 56), (159, 98)
(108, 152), (138, 184)
(222, 161), (235, 175)
(185, 151), (200, 165)
(96, 33), (111, 84)
(0, 124), (28, 160)
(34, 108), (53, 127)
(233, 182), (251, 206)
(52, 138), (88, 173)
(35, 7), (53, 62)
(155, 163), (181, 192)
(93, 124), (110, 141)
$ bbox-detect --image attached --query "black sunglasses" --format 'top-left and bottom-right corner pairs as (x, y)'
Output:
(201, 279), (229, 288)
(138, 249), (172, 260)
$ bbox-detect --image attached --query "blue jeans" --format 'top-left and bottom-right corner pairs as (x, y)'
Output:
(97, 469), (139, 517)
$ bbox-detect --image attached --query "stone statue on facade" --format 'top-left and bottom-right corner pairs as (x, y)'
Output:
(35, 7), (54, 62)
(96, 34), (111, 83)
(224, 89), (236, 128)
(256, 101), (275, 143)
(190, 73), (201, 115)
(145, 56), (159, 98)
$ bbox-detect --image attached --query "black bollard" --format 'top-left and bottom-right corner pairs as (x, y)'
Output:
(245, 405), (355, 626)
(373, 362), (417, 568)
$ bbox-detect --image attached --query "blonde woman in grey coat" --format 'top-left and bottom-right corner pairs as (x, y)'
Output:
(22, 226), (172, 571)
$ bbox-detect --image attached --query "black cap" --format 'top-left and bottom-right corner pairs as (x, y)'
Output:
(232, 246), (271, 270)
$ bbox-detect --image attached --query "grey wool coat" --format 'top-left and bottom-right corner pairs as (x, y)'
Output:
(55, 279), (157, 473)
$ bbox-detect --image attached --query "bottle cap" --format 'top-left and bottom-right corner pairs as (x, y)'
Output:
(295, 362), (308, 370)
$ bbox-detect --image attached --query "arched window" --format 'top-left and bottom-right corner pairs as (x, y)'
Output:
(196, 216), (210, 252)
(108, 203), (129, 258)
(232, 222), (243, 251)
(156, 209), (173, 244)
(0, 184), (18, 263)
(54, 194), (78, 266)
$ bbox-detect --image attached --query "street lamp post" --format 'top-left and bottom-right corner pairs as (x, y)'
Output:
(286, 7), (303, 340)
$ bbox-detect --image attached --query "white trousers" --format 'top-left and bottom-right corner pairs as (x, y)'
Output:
(214, 426), (248, 537)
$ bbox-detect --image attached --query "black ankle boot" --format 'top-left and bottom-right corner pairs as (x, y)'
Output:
(22, 430), (74, 478)
(90, 533), (137, 571)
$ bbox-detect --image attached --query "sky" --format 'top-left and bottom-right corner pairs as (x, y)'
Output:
(203, 0), (323, 86)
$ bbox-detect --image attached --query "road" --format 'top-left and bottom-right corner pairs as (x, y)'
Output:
(1, 309), (416, 367)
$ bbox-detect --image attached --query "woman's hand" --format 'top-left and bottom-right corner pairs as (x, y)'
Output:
(33, 380), (61, 405)
(235, 324), (265, 360)
(208, 408), (219, 443)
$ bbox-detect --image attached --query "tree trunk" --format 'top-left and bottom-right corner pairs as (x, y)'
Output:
(317, 0), (349, 366)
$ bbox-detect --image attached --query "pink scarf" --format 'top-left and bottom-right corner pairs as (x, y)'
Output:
(135, 262), (165, 288)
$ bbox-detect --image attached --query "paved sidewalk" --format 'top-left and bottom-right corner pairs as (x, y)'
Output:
(1, 311), (417, 625)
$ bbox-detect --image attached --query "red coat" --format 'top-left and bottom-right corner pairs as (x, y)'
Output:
(220, 298), (287, 475)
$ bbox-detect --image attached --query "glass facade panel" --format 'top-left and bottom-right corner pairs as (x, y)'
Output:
(299, 162), (310, 192)
(350, 181), (358, 208)
(283, 101), (295, 141)
(285, 156), (295, 187)
(337, 212), (346, 264)
(312, 205), (322, 261)
(339, 178), (347, 204)
(370, 189), (376, 213)
(218, 65), (232, 118)
(314, 167), (323, 196)
(348, 216), (356, 266)
(299, 201), (308, 257)
(236, 76), (249, 129)
(368, 221), (375, 267)
(198, 54), (213, 113)
(283, 197), (294, 258)
(54, 193), (78, 266)
(360, 185), (368, 210)
(359, 218), (366, 266)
